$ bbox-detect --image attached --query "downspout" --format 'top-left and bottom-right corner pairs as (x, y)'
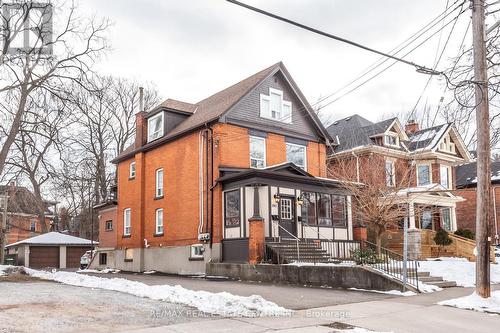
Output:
(198, 131), (204, 235)
(352, 151), (360, 183)
(493, 186), (499, 245)
(209, 127), (215, 249)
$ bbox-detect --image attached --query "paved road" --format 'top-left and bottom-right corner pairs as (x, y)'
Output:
(85, 271), (392, 310)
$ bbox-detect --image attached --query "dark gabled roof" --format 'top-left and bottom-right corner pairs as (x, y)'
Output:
(407, 124), (449, 151)
(154, 98), (197, 114)
(113, 62), (332, 163)
(326, 115), (399, 152)
(0, 185), (53, 216)
(455, 161), (500, 188)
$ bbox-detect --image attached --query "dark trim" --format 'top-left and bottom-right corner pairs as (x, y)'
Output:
(128, 177), (135, 181)
(248, 129), (268, 138)
(285, 136), (309, 146)
(154, 195), (164, 200)
(268, 185), (272, 237)
(153, 233), (164, 237)
(242, 187), (246, 238)
(122, 235), (131, 238)
(188, 256), (205, 261)
(124, 258), (133, 262)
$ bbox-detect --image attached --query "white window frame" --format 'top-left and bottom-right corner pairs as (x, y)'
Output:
(155, 168), (164, 197)
(384, 133), (399, 148)
(155, 208), (164, 235)
(259, 88), (292, 124)
(147, 112), (164, 142)
(30, 220), (36, 232)
(416, 163), (432, 186)
(440, 165), (452, 189)
(439, 134), (456, 154)
(249, 136), (266, 169)
(123, 208), (131, 236)
(129, 162), (136, 179)
(385, 160), (395, 187)
(190, 244), (205, 259)
(286, 142), (307, 170)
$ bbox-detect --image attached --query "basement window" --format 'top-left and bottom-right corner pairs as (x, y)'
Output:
(189, 244), (205, 260)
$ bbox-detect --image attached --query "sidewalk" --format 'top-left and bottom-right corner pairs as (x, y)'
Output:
(120, 285), (500, 333)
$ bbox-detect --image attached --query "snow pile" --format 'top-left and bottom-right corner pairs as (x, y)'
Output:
(77, 268), (120, 274)
(143, 270), (156, 274)
(0, 265), (10, 276)
(419, 257), (500, 287)
(26, 269), (291, 317)
(286, 261), (356, 267)
(438, 291), (500, 314)
(348, 287), (416, 297)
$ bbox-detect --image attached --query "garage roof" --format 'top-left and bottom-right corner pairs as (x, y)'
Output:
(6, 232), (97, 248)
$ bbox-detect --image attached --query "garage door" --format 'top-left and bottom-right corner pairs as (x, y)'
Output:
(29, 246), (59, 268)
(66, 246), (91, 268)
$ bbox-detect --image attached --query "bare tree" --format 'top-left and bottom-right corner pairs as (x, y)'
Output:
(0, 0), (109, 177)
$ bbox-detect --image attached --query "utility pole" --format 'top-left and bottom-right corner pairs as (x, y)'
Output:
(0, 192), (8, 264)
(471, 0), (491, 298)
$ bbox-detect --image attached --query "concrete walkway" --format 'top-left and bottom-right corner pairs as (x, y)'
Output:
(119, 285), (500, 333)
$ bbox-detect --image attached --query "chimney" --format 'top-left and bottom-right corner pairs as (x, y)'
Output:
(405, 120), (419, 135)
(135, 87), (146, 148)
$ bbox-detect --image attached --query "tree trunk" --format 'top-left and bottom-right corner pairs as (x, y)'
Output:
(375, 234), (382, 255)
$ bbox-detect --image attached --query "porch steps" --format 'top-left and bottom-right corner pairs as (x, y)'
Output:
(384, 269), (457, 288)
(266, 241), (331, 263)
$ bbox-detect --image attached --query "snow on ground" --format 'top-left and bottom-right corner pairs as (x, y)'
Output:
(0, 265), (9, 276)
(419, 257), (500, 287)
(348, 287), (416, 297)
(25, 268), (291, 317)
(336, 327), (393, 333)
(143, 270), (157, 274)
(438, 291), (500, 314)
(286, 261), (356, 267)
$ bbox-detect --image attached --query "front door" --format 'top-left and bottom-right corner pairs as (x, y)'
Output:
(279, 196), (296, 238)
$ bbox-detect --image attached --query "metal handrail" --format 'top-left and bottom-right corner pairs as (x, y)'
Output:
(271, 220), (300, 262)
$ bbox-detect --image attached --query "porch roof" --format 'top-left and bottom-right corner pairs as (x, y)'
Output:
(217, 162), (349, 193)
(390, 183), (465, 206)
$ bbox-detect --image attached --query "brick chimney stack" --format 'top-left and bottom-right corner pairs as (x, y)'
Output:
(405, 120), (420, 135)
(135, 87), (146, 148)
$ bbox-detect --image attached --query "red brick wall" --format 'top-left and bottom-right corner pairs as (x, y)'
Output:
(455, 185), (500, 238)
(97, 206), (117, 248)
(5, 215), (48, 244)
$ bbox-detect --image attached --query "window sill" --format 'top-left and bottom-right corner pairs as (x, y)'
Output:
(153, 233), (164, 237)
(105, 229), (113, 232)
(122, 235), (131, 238)
(154, 195), (164, 200)
(128, 177), (135, 181)
(189, 256), (204, 261)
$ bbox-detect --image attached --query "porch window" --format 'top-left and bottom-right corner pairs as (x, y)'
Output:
(441, 208), (452, 231)
(249, 136), (266, 168)
(417, 164), (431, 186)
(155, 168), (164, 197)
(147, 112), (164, 142)
(123, 208), (131, 236)
(224, 190), (241, 227)
(385, 161), (395, 187)
(155, 208), (163, 235)
(440, 165), (451, 189)
(332, 195), (347, 227)
(286, 143), (306, 169)
(317, 193), (332, 226)
(301, 192), (317, 225)
(420, 210), (433, 229)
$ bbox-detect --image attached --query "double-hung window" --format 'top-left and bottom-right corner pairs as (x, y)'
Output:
(129, 162), (136, 179)
(249, 136), (266, 168)
(385, 161), (395, 187)
(123, 208), (131, 236)
(147, 112), (164, 142)
(105, 220), (113, 231)
(384, 135), (398, 147)
(155, 208), (164, 235)
(440, 165), (451, 189)
(30, 220), (36, 232)
(260, 88), (292, 123)
(417, 164), (431, 186)
(286, 143), (306, 169)
(155, 168), (164, 197)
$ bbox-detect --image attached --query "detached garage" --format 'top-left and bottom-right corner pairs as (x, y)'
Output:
(5, 232), (96, 269)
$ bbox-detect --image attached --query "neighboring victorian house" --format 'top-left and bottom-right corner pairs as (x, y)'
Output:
(455, 161), (500, 245)
(110, 62), (355, 274)
(0, 183), (54, 244)
(326, 115), (472, 258)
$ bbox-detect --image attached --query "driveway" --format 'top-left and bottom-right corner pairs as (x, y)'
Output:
(83, 271), (392, 309)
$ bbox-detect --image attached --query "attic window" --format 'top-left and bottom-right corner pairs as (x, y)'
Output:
(384, 134), (399, 147)
(260, 88), (292, 124)
(147, 112), (164, 142)
(439, 134), (455, 154)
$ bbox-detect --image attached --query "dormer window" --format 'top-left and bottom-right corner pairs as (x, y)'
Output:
(147, 112), (164, 142)
(260, 88), (292, 123)
(439, 134), (455, 154)
(384, 134), (399, 147)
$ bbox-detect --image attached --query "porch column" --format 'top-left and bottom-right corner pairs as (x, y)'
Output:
(408, 201), (416, 229)
(407, 201), (421, 259)
(248, 185), (264, 265)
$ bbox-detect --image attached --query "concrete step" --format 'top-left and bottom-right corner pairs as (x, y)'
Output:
(418, 276), (444, 283)
(424, 280), (457, 288)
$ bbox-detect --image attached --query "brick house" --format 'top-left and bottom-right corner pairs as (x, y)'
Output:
(326, 115), (472, 257)
(0, 184), (54, 245)
(110, 62), (356, 274)
(455, 161), (500, 245)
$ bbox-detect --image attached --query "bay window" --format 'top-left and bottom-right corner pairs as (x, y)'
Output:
(417, 164), (431, 186)
(147, 112), (164, 142)
(440, 165), (451, 189)
(286, 143), (306, 169)
(249, 136), (266, 168)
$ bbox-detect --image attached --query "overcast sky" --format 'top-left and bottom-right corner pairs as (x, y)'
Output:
(80, 0), (472, 126)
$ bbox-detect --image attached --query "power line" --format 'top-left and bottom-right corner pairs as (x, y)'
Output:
(227, 0), (442, 75)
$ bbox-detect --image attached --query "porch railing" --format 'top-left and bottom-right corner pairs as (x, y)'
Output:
(301, 222), (360, 260)
(360, 240), (419, 291)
